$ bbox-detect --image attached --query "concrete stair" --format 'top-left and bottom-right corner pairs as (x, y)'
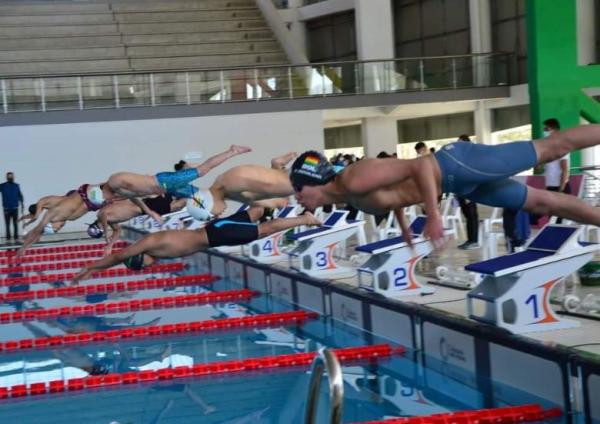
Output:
(0, 0), (288, 76)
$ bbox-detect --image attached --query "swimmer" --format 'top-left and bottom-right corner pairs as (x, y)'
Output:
(73, 208), (320, 282)
(17, 190), (91, 256)
(290, 125), (600, 248)
(94, 145), (252, 223)
(93, 194), (187, 253)
(185, 152), (298, 221)
(19, 191), (76, 230)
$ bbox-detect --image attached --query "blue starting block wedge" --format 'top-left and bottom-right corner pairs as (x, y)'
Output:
(466, 224), (597, 334)
(356, 216), (439, 297)
(287, 210), (364, 279)
(243, 205), (301, 264)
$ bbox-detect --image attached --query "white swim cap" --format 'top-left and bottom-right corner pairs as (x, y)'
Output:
(88, 185), (105, 207)
(186, 189), (214, 221)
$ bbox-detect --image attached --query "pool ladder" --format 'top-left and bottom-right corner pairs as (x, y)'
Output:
(304, 348), (344, 424)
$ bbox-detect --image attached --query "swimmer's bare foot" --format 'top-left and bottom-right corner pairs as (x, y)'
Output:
(271, 152), (297, 169)
(229, 145), (252, 155)
(302, 212), (321, 227)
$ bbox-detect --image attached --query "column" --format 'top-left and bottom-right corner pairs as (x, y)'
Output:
(577, 0), (597, 167)
(287, 0), (308, 58)
(469, 0), (492, 86)
(474, 101), (493, 145)
(354, 0), (395, 92)
(361, 117), (398, 158)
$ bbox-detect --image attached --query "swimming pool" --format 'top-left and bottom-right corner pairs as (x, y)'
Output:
(0, 241), (586, 423)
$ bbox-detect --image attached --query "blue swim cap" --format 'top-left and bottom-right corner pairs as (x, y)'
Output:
(123, 253), (145, 271)
(290, 151), (337, 190)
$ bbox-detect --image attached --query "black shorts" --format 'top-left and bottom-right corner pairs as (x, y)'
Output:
(143, 194), (173, 216)
(205, 211), (259, 247)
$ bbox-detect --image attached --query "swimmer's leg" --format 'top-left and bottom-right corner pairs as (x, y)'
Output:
(534, 124), (600, 164)
(271, 152), (297, 169)
(523, 186), (600, 226)
(192, 145), (251, 176)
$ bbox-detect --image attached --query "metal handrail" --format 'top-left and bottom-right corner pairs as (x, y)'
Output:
(304, 348), (344, 424)
(0, 52), (512, 80)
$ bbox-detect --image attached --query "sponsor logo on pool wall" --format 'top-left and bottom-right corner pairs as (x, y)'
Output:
(228, 261), (245, 284)
(270, 274), (293, 304)
(422, 322), (481, 407)
(489, 343), (564, 408)
(331, 293), (363, 328)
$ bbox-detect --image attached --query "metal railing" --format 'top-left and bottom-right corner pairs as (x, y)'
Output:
(0, 52), (513, 114)
(304, 348), (344, 424)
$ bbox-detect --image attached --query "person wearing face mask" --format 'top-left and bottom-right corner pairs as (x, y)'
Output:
(542, 118), (570, 193)
(0, 172), (24, 242)
(414, 142), (428, 157)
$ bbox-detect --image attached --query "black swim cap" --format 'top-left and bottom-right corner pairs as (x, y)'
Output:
(290, 151), (337, 190)
(123, 253), (145, 271)
(28, 204), (37, 215)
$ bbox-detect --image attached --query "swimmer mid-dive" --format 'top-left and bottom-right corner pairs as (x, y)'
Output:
(73, 207), (320, 282)
(88, 145), (252, 224)
(290, 124), (600, 248)
(19, 191), (77, 232)
(92, 194), (188, 253)
(184, 152), (298, 221)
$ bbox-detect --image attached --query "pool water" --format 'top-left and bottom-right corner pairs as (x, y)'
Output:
(0, 257), (568, 424)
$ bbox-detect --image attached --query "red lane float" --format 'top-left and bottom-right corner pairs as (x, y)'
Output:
(353, 404), (562, 424)
(0, 274), (217, 303)
(0, 263), (185, 287)
(0, 289), (257, 324)
(0, 241), (129, 257)
(0, 311), (318, 353)
(0, 250), (120, 266)
(0, 344), (398, 399)
(1, 259), (130, 274)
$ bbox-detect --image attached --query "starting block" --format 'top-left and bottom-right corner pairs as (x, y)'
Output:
(242, 205), (300, 264)
(466, 224), (597, 334)
(287, 210), (364, 279)
(356, 216), (436, 297)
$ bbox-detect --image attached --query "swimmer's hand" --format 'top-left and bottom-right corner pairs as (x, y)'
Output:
(72, 267), (93, 284)
(424, 214), (446, 250)
(148, 210), (164, 226)
(229, 145), (252, 155)
(301, 211), (321, 227)
(15, 247), (26, 257)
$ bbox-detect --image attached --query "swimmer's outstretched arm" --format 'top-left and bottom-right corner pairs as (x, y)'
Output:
(73, 238), (151, 283)
(104, 224), (121, 255)
(193, 145), (252, 176)
(131, 197), (163, 225)
(394, 207), (414, 249)
(17, 212), (51, 256)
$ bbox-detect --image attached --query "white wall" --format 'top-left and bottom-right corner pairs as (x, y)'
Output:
(0, 110), (324, 231)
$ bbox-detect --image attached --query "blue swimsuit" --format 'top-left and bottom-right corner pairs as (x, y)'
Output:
(434, 141), (538, 210)
(155, 168), (200, 198)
